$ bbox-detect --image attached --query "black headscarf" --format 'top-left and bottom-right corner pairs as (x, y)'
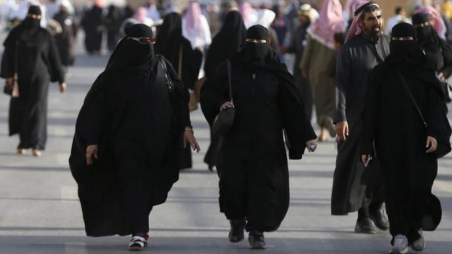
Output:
(385, 23), (439, 86)
(204, 11), (246, 77)
(86, 24), (155, 98)
(154, 12), (183, 67)
(21, 5), (42, 40)
(241, 25), (272, 62)
(412, 13), (442, 52)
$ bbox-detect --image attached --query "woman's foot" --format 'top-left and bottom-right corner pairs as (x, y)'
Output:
(17, 148), (26, 155)
(32, 149), (42, 157)
(248, 231), (266, 249)
(229, 219), (245, 243)
(318, 128), (328, 142)
(129, 232), (149, 251)
(390, 234), (409, 254)
(325, 117), (336, 137)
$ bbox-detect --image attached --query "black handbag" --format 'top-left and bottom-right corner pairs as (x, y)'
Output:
(3, 39), (19, 97)
(212, 59), (236, 136)
(396, 70), (451, 158)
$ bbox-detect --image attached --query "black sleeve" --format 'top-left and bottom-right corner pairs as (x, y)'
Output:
(0, 30), (17, 79)
(181, 42), (203, 89)
(441, 42), (452, 79)
(200, 62), (229, 126)
(47, 34), (65, 84)
(163, 57), (191, 130)
(334, 46), (350, 123)
(75, 88), (106, 146)
(426, 82), (452, 142)
(360, 67), (381, 156)
(278, 67), (317, 159)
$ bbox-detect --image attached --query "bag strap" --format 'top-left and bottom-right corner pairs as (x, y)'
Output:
(14, 39), (18, 80)
(226, 59), (234, 106)
(395, 69), (428, 128)
(159, 56), (174, 92)
(178, 46), (183, 78)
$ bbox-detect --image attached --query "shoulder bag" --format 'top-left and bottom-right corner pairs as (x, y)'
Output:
(395, 70), (451, 158)
(212, 59), (236, 136)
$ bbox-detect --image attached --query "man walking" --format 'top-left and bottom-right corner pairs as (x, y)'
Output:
(332, 1), (390, 234)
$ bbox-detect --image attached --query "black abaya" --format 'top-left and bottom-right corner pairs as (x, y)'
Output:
(53, 10), (78, 66)
(69, 27), (191, 236)
(201, 45), (316, 232)
(203, 10), (246, 169)
(362, 61), (451, 242)
(81, 5), (104, 54)
(0, 22), (65, 150)
(155, 13), (203, 170)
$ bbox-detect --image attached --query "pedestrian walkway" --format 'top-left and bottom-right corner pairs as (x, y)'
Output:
(0, 35), (451, 254)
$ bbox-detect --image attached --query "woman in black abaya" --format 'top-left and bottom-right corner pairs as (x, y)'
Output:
(0, 6), (66, 157)
(69, 24), (200, 251)
(203, 10), (246, 170)
(412, 13), (452, 93)
(361, 23), (451, 254)
(155, 12), (203, 170)
(201, 25), (317, 249)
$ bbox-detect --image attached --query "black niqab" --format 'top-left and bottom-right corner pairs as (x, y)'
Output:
(412, 13), (442, 52)
(87, 24), (155, 98)
(154, 13), (183, 66)
(204, 11), (246, 77)
(242, 25), (272, 62)
(21, 6), (42, 40)
(385, 23), (439, 86)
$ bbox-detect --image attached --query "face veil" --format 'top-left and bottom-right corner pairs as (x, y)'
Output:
(241, 25), (272, 62)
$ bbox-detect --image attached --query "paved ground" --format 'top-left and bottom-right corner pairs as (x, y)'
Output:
(0, 33), (452, 254)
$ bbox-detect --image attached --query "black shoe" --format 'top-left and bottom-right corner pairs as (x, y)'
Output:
(369, 209), (390, 231)
(229, 219), (245, 243)
(355, 218), (377, 234)
(248, 231), (266, 249)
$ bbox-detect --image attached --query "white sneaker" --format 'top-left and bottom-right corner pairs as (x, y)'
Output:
(390, 234), (409, 254)
(410, 229), (425, 251)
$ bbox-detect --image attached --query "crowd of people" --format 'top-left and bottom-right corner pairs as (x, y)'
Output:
(1, 0), (452, 253)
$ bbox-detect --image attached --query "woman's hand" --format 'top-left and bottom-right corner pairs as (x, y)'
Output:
(86, 145), (98, 165)
(426, 136), (437, 153)
(306, 140), (317, 152)
(184, 128), (201, 152)
(220, 101), (233, 111)
(60, 82), (67, 93)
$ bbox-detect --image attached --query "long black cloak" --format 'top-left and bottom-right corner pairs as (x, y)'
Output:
(53, 10), (78, 66)
(332, 33), (390, 215)
(361, 48), (451, 239)
(203, 10), (246, 169)
(81, 5), (104, 54)
(204, 10), (246, 78)
(69, 35), (190, 236)
(286, 22), (312, 120)
(0, 21), (65, 150)
(155, 12), (203, 170)
(201, 46), (317, 232)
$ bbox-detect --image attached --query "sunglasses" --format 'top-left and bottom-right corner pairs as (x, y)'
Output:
(127, 37), (156, 45)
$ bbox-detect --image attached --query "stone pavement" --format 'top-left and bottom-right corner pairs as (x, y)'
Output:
(0, 34), (451, 254)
